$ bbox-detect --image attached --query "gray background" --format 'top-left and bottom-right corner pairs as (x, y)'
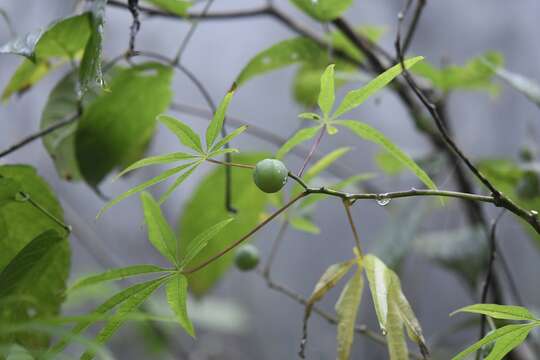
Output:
(1, 0), (539, 358)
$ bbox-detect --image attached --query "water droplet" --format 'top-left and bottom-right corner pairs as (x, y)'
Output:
(532, 210), (539, 216)
(381, 329), (388, 336)
(376, 194), (391, 206)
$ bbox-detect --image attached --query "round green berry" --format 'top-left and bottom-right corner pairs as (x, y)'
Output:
(253, 159), (288, 193)
(234, 244), (260, 271)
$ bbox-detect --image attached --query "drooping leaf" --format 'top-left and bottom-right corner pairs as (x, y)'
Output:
(69, 265), (168, 292)
(79, 1), (108, 94)
(165, 273), (194, 337)
(80, 277), (169, 360)
(375, 150), (407, 175)
(386, 294), (408, 360)
(451, 304), (537, 322)
(206, 90), (234, 150)
(412, 52), (503, 94)
(333, 56), (424, 118)
(451, 323), (536, 360)
(2, 59), (57, 102)
(289, 0), (353, 21)
(335, 120), (437, 190)
(158, 114), (204, 153)
(76, 62), (173, 187)
(143, 0), (192, 16)
(0, 165), (70, 349)
(335, 268), (364, 360)
(318, 64), (335, 119)
(178, 153), (270, 296)
(276, 126), (322, 159)
(363, 255), (393, 331)
(236, 37), (323, 86)
(141, 192), (178, 265)
(180, 218), (233, 269)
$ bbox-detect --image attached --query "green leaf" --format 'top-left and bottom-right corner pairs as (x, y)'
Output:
(375, 150), (407, 176)
(298, 112), (321, 121)
(178, 153), (270, 296)
(158, 114), (204, 153)
(304, 147), (351, 183)
(451, 304), (537, 321)
(209, 125), (247, 153)
(69, 265), (168, 292)
(143, 0), (192, 16)
(157, 162), (202, 205)
(289, 0), (353, 21)
(412, 52), (503, 94)
(363, 254), (393, 331)
(2, 59), (57, 102)
(76, 62), (174, 187)
(99, 162), (195, 217)
(484, 325), (535, 360)
(114, 152), (199, 180)
(318, 64), (335, 118)
(165, 274), (195, 337)
(451, 324), (536, 360)
(236, 37), (323, 86)
(289, 216), (320, 234)
(206, 90), (234, 150)
(335, 268), (364, 360)
(0, 165), (69, 349)
(491, 65), (540, 108)
(79, 2), (107, 94)
(335, 120), (437, 190)
(333, 56), (424, 118)
(81, 277), (169, 360)
(180, 218), (233, 269)
(386, 295), (408, 360)
(276, 126), (321, 159)
(141, 192), (178, 265)
(308, 261), (355, 305)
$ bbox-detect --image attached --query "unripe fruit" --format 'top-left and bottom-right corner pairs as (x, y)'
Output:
(252, 159), (288, 193)
(234, 244), (260, 271)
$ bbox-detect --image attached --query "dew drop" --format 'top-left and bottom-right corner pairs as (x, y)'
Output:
(376, 194), (391, 206)
(381, 329), (388, 336)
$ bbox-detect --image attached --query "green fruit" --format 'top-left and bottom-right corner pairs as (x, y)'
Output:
(234, 244), (260, 271)
(516, 171), (540, 198)
(253, 159), (288, 193)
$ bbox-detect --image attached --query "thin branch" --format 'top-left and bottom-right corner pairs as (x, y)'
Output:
(262, 220), (289, 278)
(0, 113), (79, 159)
(342, 199), (363, 255)
(298, 125), (325, 177)
(127, 0), (141, 53)
(402, 0), (426, 54)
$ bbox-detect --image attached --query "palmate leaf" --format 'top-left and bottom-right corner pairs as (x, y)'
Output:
(206, 90), (235, 150)
(335, 267), (364, 360)
(69, 265), (169, 292)
(451, 304), (537, 322)
(98, 162), (196, 217)
(451, 323), (537, 360)
(276, 126), (322, 159)
(289, 0), (353, 21)
(318, 64), (335, 119)
(165, 273), (194, 337)
(141, 192), (178, 265)
(333, 56), (424, 118)
(114, 152), (199, 180)
(209, 125), (248, 153)
(334, 120), (437, 190)
(158, 114), (204, 153)
(157, 162), (202, 205)
(80, 276), (170, 360)
(179, 218), (233, 269)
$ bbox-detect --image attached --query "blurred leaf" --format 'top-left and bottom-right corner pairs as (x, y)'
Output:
(79, 1), (107, 94)
(335, 120), (437, 190)
(289, 0), (353, 21)
(307, 260), (354, 306)
(375, 150), (407, 176)
(210, 125), (248, 153)
(452, 304), (537, 321)
(80, 276), (169, 360)
(178, 153), (270, 296)
(386, 296), (408, 360)
(2, 59), (57, 102)
(289, 216), (320, 234)
(491, 65), (540, 108)
(157, 162), (202, 205)
(451, 323), (536, 360)
(76, 62), (173, 187)
(165, 274), (194, 337)
(143, 0), (192, 15)
(335, 268), (364, 360)
(141, 192), (178, 265)
(236, 37), (323, 86)
(414, 225), (487, 289)
(158, 114), (204, 153)
(333, 56), (424, 118)
(69, 265), (167, 292)
(0, 28), (42, 58)
(180, 218), (233, 269)
(318, 64), (335, 118)
(331, 25), (386, 63)
(114, 152), (199, 180)
(304, 147), (351, 183)
(0, 177), (20, 206)
(206, 90), (234, 150)
(412, 52), (503, 94)
(276, 126), (321, 159)
(0, 165), (69, 349)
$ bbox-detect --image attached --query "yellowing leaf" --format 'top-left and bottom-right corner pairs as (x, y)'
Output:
(335, 268), (364, 360)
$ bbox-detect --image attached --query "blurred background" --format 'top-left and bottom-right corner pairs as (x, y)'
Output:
(1, 0), (539, 358)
